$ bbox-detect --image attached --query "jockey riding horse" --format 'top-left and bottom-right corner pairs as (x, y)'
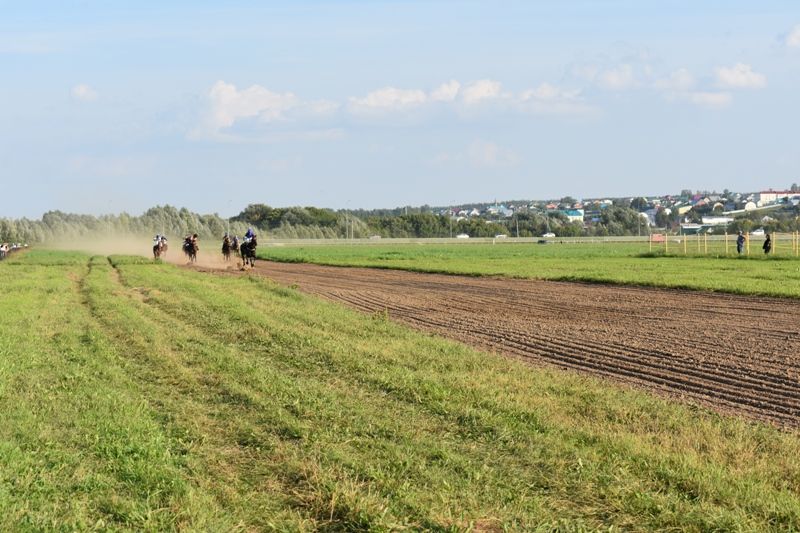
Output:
(182, 234), (199, 263)
(240, 230), (257, 268)
(221, 234), (232, 261)
(153, 235), (168, 259)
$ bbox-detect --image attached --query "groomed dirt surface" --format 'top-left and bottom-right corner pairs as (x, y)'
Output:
(200, 260), (800, 426)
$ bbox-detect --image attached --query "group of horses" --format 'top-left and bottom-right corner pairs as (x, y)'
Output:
(152, 235), (257, 268)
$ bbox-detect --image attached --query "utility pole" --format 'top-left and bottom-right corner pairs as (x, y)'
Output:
(227, 199), (232, 237)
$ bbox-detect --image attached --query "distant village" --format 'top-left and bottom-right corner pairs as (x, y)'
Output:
(434, 187), (800, 236)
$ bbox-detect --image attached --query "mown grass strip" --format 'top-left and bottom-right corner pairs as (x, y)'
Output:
(0, 253), (222, 530)
(259, 243), (800, 299)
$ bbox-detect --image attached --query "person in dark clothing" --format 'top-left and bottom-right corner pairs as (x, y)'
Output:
(736, 231), (745, 254)
(763, 233), (772, 255)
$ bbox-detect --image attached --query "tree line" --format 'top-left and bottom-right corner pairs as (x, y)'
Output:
(5, 202), (796, 244)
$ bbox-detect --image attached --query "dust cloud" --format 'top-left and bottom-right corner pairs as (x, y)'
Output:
(45, 236), (244, 271)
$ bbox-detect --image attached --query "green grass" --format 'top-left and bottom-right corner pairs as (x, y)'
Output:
(2, 250), (800, 530)
(260, 242), (800, 298)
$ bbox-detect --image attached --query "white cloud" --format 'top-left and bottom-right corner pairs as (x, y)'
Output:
(460, 79), (504, 104)
(714, 63), (766, 89)
(348, 86), (427, 113)
(597, 64), (636, 90)
(71, 84), (98, 101)
(193, 80), (339, 140)
(208, 80), (299, 128)
(786, 25), (800, 48)
(430, 80), (461, 102)
(654, 68), (695, 91)
(468, 140), (519, 167)
(688, 91), (732, 108)
(518, 83), (592, 115)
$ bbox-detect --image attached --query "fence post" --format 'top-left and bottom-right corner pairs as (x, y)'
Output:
(649, 234), (652, 253)
(697, 233), (701, 253)
(665, 233), (668, 254)
(684, 234), (687, 255)
(747, 233), (750, 256)
(725, 232), (729, 256)
(704, 233), (708, 255)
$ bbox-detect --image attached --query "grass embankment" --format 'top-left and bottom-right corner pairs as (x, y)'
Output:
(260, 243), (800, 298)
(2, 250), (800, 529)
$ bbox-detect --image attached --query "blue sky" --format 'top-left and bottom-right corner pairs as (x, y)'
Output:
(2, 0), (799, 218)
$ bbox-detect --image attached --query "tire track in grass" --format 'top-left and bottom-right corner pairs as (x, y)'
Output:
(80, 259), (316, 530)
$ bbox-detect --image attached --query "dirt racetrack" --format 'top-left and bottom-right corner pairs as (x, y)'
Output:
(205, 260), (800, 426)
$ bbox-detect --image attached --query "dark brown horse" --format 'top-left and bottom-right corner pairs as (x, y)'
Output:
(240, 236), (257, 268)
(183, 239), (198, 263)
(222, 237), (232, 261)
(153, 241), (168, 259)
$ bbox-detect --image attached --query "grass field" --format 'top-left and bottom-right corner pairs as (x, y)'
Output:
(1, 249), (800, 530)
(260, 241), (800, 298)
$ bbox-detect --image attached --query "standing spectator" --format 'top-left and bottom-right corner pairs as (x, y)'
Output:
(736, 231), (745, 254)
(763, 233), (772, 255)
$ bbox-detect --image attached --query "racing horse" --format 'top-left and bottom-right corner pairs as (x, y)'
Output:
(183, 238), (198, 263)
(153, 240), (168, 260)
(221, 237), (232, 262)
(240, 236), (257, 268)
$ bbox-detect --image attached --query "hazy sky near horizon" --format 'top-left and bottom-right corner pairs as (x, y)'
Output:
(2, 0), (800, 218)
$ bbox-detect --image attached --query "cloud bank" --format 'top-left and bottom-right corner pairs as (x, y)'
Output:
(195, 78), (592, 140)
(193, 58), (770, 141)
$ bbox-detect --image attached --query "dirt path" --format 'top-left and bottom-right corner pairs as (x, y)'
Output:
(200, 260), (800, 426)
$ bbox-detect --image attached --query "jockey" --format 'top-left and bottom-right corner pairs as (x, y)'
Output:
(245, 227), (255, 240)
(154, 234), (161, 244)
(160, 235), (167, 243)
